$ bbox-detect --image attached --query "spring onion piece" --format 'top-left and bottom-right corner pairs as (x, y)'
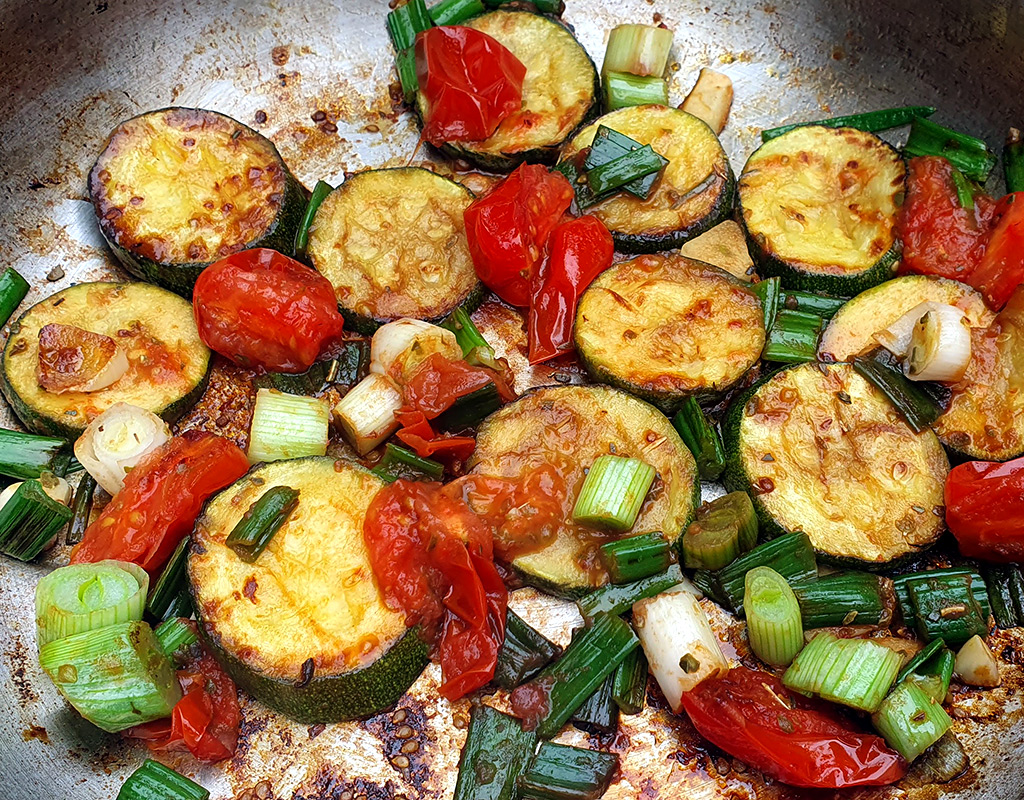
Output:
(905, 305), (971, 382)
(0, 266), (29, 328)
(601, 24), (674, 77)
(954, 634), (1000, 687)
(513, 612), (638, 739)
(761, 105), (937, 142)
(453, 704), (537, 800)
(603, 71), (668, 111)
(74, 403), (172, 496)
(981, 565), (1022, 629)
(293, 179), (333, 261)
(395, 47), (419, 104)
(680, 67), (733, 134)
(146, 535), (191, 620)
(65, 472), (96, 546)
(903, 116), (998, 183)
(633, 588), (728, 711)
(763, 309), (824, 364)
(160, 591), (195, 622)
(612, 645), (647, 716)
(790, 571), (890, 628)
(744, 566), (804, 667)
(570, 670), (618, 734)
(0, 428), (71, 480)
(254, 359), (336, 396)
(909, 650), (955, 703)
(39, 620), (181, 732)
(584, 126), (661, 200)
(751, 277), (781, 333)
(904, 571), (988, 647)
(332, 373), (404, 456)
(386, 0), (431, 51)
(713, 532), (817, 615)
(681, 491), (758, 571)
(518, 742), (619, 800)
(599, 532), (670, 584)
(369, 318), (461, 381)
(874, 301), (952, 358)
(371, 443), (445, 484)
(949, 167), (976, 211)
(573, 455), (655, 533)
(893, 568), (991, 626)
(429, 0), (486, 25)
(442, 306), (501, 368)
(225, 486), (300, 562)
(577, 563), (688, 622)
(672, 397), (726, 481)
(852, 355), (943, 433)
(154, 617), (199, 662)
(872, 679), (952, 763)
(585, 145), (667, 198)
(783, 290), (847, 319)
(118, 759), (210, 800)
(0, 478), (73, 561)
(248, 389), (329, 464)
(333, 340), (372, 388)
(1006, 127), (1024, 193)
(784, 631), (902, 713)
(433, 382), (502, 431)
(904, 731), (969, 785)
(493, 609), (560, 690)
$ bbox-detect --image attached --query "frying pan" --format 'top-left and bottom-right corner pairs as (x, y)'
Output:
(2, 0), (1024, 797)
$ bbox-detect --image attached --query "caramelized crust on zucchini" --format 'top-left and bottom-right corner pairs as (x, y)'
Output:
(1, 283), (210, 438)
(724, 363), (949, 567)
(308, 168), (481, 333)
(739, 126), (905, 294)
(89, 108), (306, 295)
(575, 254), (764, 410)
(189, 458), (428, 723)
(560, 106), (735, 253)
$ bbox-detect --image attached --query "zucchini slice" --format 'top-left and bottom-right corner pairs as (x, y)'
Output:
(575, 254), (765, 411)
(467, 385), (699, 596)
(189, 457), (429, 723)
(0, 283), (210, 438)
(88, 107), (306, 296)
(723, 362), (949, 568)
(417, 10), (599, 171)
(307, 168), (482, 334)
(738, 126), (905, 295)
(559, 105), (735, 254)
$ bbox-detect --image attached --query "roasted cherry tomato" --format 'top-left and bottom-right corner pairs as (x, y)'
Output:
(192, 248), (345, 373)
(528, 215), (614, 364)
(394, 409), (477, 464)
(70, 431), (250, 575)
(400, 352), (515, 417)
(415, 26), (526, 147)
(680, 666), (906, 789)
(946, 453), (1024, 561)
(464, 165), (575, 307)
(968, 192), (1024, 309)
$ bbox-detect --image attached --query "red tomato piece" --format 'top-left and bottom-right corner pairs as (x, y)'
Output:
(394, 410), (477, 464)
(400, 352), (515, 418)
(69, 432), (250, 575)
(680, 666), (906, 789)
(946, 454), (1024, 561)
(968, 192), (1024, 309)
(528, 215), (614, 364)
(464, 165), (575, 307)
(192, 248), (345, 373)
(415, 26), (526, 147)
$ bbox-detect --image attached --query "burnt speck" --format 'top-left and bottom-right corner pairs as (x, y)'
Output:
(271, 45), (289, 66)
(307, 722), (326, 739)
(319, 121), (339, 135)
(312, 110), (327, 122)
(295, 657), (315, 688)
(363, 703), (432, 790)
(22, 725), (49, 744)
(254, 110), (268, 125)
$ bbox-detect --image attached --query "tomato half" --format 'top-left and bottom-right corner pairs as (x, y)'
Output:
(968, 192), (1024, 310)
(680, 666), (906, 789)
(69, 431), (250, 575)
(946, 454), (1024, 561)
(415, 26), (526, 147)
(192, 248), (345, 373)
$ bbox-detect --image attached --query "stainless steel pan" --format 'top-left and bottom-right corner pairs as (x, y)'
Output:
(2, 1), (1024, 797)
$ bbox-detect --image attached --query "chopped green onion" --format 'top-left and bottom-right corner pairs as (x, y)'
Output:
(0, 428), (71, 480)
(872, 679), (952, 763)
(612, 645), (647, 715)
(66, 472), (96, 546)
(763, 309), (824, 364)
(1005, 127), (1024, 194)
(513, 612), (638, 739)
(118, 759), (210, 800)
(908, 649), (955, 703)
(852, 355), (943, 433)
(332, 373), (403, 456)
(949, 167), (976, 211)
(601, 24), (674, 78)
(433, 381), (502, 431)
(672, 397), (726, 481)
(751, 277), (781, 332)
(784, 631), (902, 713)
(453, 704), (537, 800)
(154, 617), (199, 662)
(893, 568), (991, 625)
(599, 532), (670, 584)
(428, 0), (485, 25)
(146, 536), (191, 621)
(604, 71), (668, 111)
(442, 306), (503, 371)
(570, 670), (618, 734)
(790, 572), (890, 629)
(386, 0), (431, 51)
(518, 742), (619, 800)
(248, 388), (330, 464)
(225, 485), (300, 562)
(981, 564), (1022, 629)
(577, 563), (685, 622)
(553, 158), (598, 211)
(0, 267), (29, 329)
(493, 609), (560, 690)
(371, 443), (445, 484)
(903, 116), (997, 183)
(896, 637), (946, 687)
(782, 290), (847, 319)
(484, 0), (563, 11)
(573, 455), (655, 533)
(39, 620), (182, 732)
(705, 531), (817, 616)
(681, 491), (758, 571)
(395, 48), (419, 105)
(744, 566), (804, 667)
(35, 560), (148, 648)
(585, 145), (667, 198)
(0, 478), (73, 561)
(760, 105), (937, 142)
(902, 571), (989, 647)
(584, 126), (660, 199)
(293, 180), (333, 261)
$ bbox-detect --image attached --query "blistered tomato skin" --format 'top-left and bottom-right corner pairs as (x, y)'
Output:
(969, 192), (1024, 310)
(192, 248), (345, 373)
(946, 454), (1024, 561)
